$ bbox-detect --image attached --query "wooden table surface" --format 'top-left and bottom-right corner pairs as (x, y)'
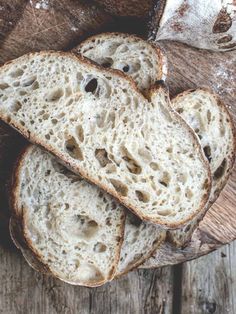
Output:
(0, 1), (235, 313)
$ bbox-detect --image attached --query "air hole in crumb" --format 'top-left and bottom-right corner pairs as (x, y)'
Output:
(138, 148), (152, 162)
(94, 242), (107, 253)
(120, 146), (141, 174)
(157, 210), (172, 216)
(13, 81), (20, 87)
(95, 149), (111, 167)
(185, 188), (193, 199)
(101, 57), (113, 68)
(43, 113), (49, 120)
(74, 215), (99, 239)
(0, 83), (9, 90)
(128, 213), (142, 227)
(178, 173), (187, 184)
(9, 68), (24, 78)
(10, 101), (22, 113)
(203, 145), (212, 162)
(123, 65), (130, 73)
(135, 190), (150, 203)
(176, 107), (184, 114)
(85, 78), (98, 94)
(52, 119), (58, 125)
(110, 179), (128, 196)
(45, 170), (51, 176)
(213, 158), (227, 180)
(65, 137), (83, 160)
(159, 171), (170, 187)
(150, 162), (159, 171)
(22, 76), (36, 87)
(76, 125), (84, 142)
(105, 217), (112, 226)
(207, 110), (211, 123)
(46, 88), (63, 102)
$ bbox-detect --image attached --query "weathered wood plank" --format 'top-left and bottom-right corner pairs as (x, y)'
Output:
(0, 242), (174, 314)
(0, 0), (113, 64)
(181, 240), (236, 314)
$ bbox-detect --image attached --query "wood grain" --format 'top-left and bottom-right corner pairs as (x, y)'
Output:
(181, 240), (236, 314)
(0, 242), (174, 314)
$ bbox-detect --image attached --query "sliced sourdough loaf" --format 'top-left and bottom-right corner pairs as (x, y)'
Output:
(167, 88), (236, 247)
(0, 51), (211, 228)
(10, 145), (125, 286)
(75, 32), (167, 95)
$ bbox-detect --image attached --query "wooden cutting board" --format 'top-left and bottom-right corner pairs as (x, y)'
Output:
(0, 0), (235, 269)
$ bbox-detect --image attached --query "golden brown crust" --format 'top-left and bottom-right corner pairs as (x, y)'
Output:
(9, 217), (51, 275)
(1, 51), (210, 228)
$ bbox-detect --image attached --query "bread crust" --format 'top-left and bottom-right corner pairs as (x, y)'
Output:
(160, 87), (236, 247)
(172, 87), (236, 201)
(10, 145), (126, 287)
(1, 51), (211, 228)
(115, 230), (166, 278)
(75, 32), (168, 93)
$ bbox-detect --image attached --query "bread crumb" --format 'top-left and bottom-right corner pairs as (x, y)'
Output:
(211, 60), (235, 96)
(71, 26), (79, 32)
(30, 0), (50, 10)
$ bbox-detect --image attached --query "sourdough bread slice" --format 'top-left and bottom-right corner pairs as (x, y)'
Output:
(10, 145), (125, 286)
(116, 211), (165, 276)
(75, 32), (167, 95)
(11, 146), (166, 278)
(167, 88), (236, 247)
(0, 51), (211, 228)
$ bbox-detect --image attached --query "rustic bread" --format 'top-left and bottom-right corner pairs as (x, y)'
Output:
(75, 32), (167, 95)
(0, 51), (211, 228)
(10, 145), (125, 286)
(167, 88), (236, 246)
(117, 211), (166, 276)
(149, 0), (236, 52)
(11, 146), (165, 278)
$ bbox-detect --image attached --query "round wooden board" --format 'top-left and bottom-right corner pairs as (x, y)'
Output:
(0, 1), (235, 268)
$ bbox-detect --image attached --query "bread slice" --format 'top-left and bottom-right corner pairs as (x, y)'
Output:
(10, 145), (125, 286)
(75, 32), (167, 95)
(167, 88), (236, 247)
(0, 51), (211, 228)
(116, 211), (165, 276)
(11, 147), (165, 278)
